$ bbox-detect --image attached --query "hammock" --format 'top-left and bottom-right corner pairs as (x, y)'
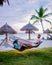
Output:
(13, 38), (42, 51)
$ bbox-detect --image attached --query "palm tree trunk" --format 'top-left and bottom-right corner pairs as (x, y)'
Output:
(40, 19), (44, 32)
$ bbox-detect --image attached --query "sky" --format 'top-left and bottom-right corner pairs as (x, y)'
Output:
(0, 0), (52, 33)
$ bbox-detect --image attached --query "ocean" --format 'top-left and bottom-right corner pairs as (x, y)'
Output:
(0, 33), (51, 42)
(13, 33), (47, 40)
(0, 33), (47, 39)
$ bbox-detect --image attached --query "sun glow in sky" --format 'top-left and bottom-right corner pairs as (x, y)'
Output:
(0, 0), (52, 33)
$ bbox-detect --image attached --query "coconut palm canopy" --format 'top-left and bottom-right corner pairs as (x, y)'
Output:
(0, 23), (17, 34)
(21, 22), (38, 31)
(0, 0), (9, 6)
(21, 22), (38, 40)
(44, 29), (52, 33)
(31, 7), (52, 32)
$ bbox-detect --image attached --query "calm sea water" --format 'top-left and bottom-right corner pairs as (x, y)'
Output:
(0, 33), (50, 40)
(14, 33), (47, 40)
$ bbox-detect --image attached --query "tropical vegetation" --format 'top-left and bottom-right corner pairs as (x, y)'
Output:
(31, 7), (52, 32)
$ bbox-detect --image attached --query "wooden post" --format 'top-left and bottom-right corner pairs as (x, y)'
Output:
(29, 30), (31, 40)
(6, 33), (8, 43)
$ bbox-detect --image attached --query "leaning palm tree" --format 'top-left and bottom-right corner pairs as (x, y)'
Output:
(31, 7), (52, 32)
(0, 0), (9, 6)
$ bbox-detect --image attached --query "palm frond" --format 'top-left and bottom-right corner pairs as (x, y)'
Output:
(31, 15), (39, 20)
(0, 0), (3, 5)
(7, 0), (9, 5)
(43, 13), (52, 18)
(44, 19), (52, 24)
(0, 0), (9, 6)
(44, 8), (48, 13)
(35, 9), (39, 15)
(43, 14), (49, 18)
(47, 13), (52, 15)
(33, 20), (39, 24)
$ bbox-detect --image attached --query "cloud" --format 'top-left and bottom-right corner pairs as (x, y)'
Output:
(0, 0), (52, 32)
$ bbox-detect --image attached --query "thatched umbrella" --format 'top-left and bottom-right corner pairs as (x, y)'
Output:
(44, 29), (52, 39)
(0, 23), (17, 43)
(44, 29), (52, 33)
(21, 22), (38, 40)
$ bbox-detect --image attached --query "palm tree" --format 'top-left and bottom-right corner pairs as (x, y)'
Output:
(31, 7), (52, 32)
(0, 0), (9, 6)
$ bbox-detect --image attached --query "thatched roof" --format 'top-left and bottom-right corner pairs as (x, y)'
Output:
(44, 29), (52, 33)
(0, 23), (17, 34)
(21, 22), (38, 31)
